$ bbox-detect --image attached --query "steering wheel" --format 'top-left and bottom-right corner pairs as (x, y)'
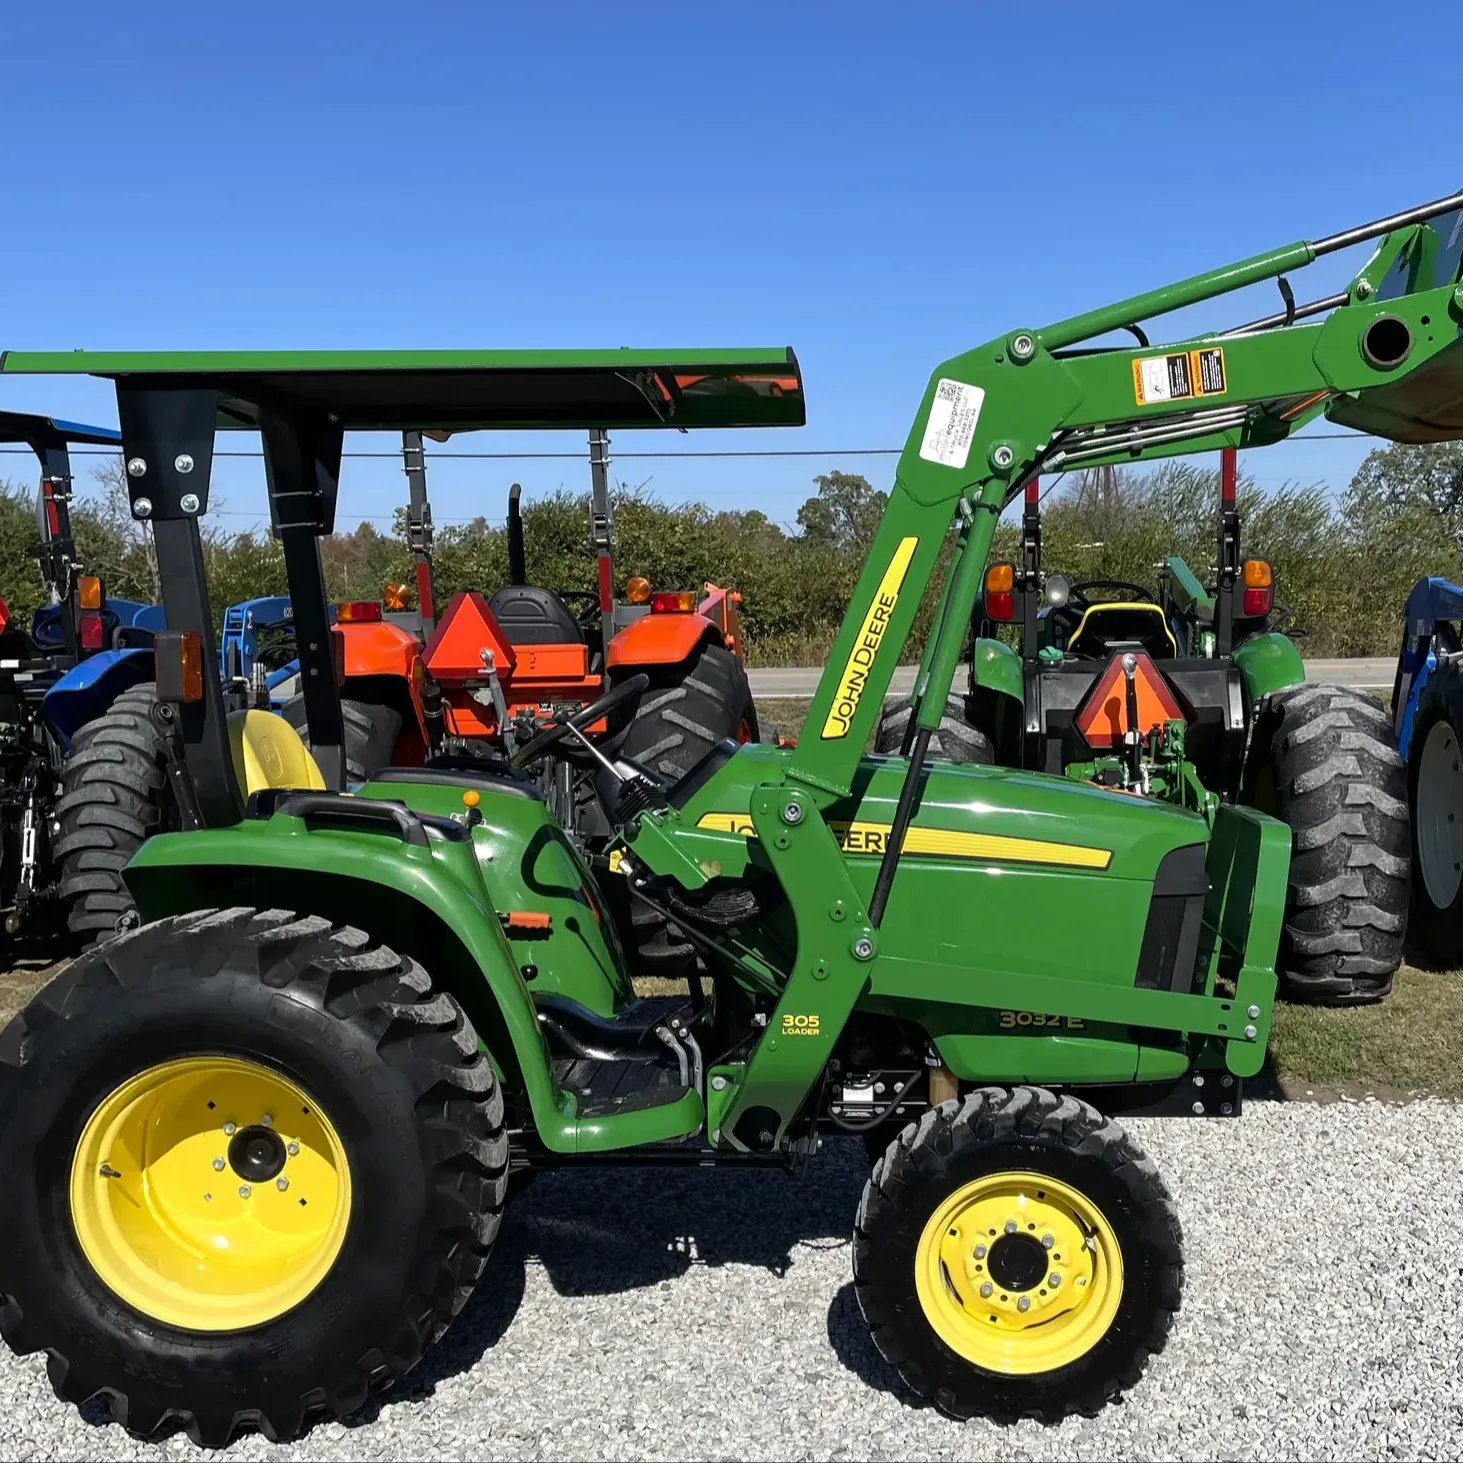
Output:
(555, 589), (604, 630)
(510, 674), (649, 769)
(1066, 578), (1158, 607)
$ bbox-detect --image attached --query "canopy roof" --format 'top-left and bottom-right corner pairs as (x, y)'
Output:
(0, 409), (120, 448)
(0, 348), (806, 432)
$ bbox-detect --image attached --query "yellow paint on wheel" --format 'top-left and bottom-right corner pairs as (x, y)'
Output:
(69, 1056), (351, 1331)
(915, 1171), (1122, 1375)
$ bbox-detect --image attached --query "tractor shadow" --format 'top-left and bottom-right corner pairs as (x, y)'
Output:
(347, 1136), (876, 1427)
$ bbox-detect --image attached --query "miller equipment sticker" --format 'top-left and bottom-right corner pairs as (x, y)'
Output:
(822, 537), (919, 739)
(919, 379), (985, 469)
(1132, 346), (1226, 405)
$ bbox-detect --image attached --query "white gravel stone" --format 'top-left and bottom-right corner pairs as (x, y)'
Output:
(1, 1097), (1460, 1460)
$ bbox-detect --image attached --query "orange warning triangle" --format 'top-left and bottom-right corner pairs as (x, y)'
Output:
(1075, 652), (1184, 749)
(423, 590), (517, 679)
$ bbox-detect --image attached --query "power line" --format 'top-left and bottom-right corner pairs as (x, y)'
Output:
(0, 429), (1374, 464)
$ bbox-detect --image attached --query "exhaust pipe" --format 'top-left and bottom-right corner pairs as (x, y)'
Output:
(507, 483), (527, 586)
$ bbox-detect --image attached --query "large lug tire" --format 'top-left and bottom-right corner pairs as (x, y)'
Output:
(855, 1086), (1182, 1423)
(281, 694), (403, 784)
(1404, 660), (1463, 964)
(53, 684), (169, 948)
(874, 694), (994, 764)
(0, 907), (508, 1447)
(615, 641), (757, 977)
(1244, 682), (1408, 1005)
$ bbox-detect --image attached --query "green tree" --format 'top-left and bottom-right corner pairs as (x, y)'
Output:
(796, 471), (887, 552)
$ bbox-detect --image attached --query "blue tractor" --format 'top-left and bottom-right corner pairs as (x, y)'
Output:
(0, 411), (163, 942)
(1393, 575), (1463, 961)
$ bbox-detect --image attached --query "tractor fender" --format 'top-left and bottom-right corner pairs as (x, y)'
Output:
(41, 647), (154, 748)
(970, 636), (1024, 704)
(121, 816), (587, 1152)
(606, 610), (722, 670)
(336, 619), (428, 742)
(1232, 631), (1306, 711)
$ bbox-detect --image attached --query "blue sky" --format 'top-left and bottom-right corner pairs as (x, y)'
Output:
(1, 1), (1457, 533)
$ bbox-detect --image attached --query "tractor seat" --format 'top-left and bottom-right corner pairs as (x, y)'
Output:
(486, 585), (585, 647)
(1064, 602), (1178, 660)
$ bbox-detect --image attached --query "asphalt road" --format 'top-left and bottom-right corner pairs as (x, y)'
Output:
(748, 656), (1395, 698)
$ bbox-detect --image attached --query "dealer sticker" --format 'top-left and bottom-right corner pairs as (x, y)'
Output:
(919, 378), (985, 469)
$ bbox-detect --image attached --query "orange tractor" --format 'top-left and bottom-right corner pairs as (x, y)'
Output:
(280, 421), (763, 970)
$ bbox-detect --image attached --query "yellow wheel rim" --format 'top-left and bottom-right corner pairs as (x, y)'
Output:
(69, 1056), (352, 1332)
(914, 1170), (1123, 1375)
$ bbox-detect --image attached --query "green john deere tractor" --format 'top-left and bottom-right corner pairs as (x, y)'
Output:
(877, 449), (1409, 1006)
(2, 186), (1462, 1444)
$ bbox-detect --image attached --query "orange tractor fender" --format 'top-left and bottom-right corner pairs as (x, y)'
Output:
(334, 618), (430, 745)
(606, 584), (745, 669)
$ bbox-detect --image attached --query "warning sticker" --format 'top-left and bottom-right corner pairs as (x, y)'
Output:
(919, 378), (985, 469)
(1132, 346), (1227, 406)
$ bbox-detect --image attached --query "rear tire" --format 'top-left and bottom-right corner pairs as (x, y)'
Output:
(874, 695), (994, 763)
(0, 907), (507, 1447)
(855, 1086), (1182, 1422)
(615, 642), (757, 977)
(1244, 682), (1408, 1005)
(282, 695), (403, 783)
(1405, 661), (1463, 964)
(53, 684), (168, 948)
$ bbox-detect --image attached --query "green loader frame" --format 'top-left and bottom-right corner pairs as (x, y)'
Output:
(2, 186), (1462, 1443)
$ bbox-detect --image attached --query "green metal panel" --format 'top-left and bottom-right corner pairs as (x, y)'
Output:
(0, 348), (806, 432)
(1232, 631), (1307, 708)
(970, 636), (1024, 703)
(122, 811), (700, 1153)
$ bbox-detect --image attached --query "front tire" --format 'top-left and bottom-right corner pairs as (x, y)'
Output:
(1406, 661), (1463, 963)
(855, 1087), (1182, 1422)
(1244, 682), (1408, 1005)
(0, 907), (507, 1447)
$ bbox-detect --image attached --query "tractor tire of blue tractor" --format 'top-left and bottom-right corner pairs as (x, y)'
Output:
(1243, 682), (1409, 1005)
(874, 694), (995, 764)
(1404, 659), (1463, 965)
(281, 695), (402, 785)
(53, 684), (169, 948)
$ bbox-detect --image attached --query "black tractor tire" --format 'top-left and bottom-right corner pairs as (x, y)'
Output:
(615, 641), (757, 977)
(282, 695), (403, 784)
(1403, 660), (1463, 964)
(855, 1086), (1182, 1423)
(0, 907), (508, 1448)
(53, 684), (169, 948)
(874, 694), (994, 763)
(1244, 682), (1408, 1005)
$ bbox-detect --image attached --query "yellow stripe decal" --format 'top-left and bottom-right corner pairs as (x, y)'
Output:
(821, 536), (919, 740)
(694, 813), (1111, 869)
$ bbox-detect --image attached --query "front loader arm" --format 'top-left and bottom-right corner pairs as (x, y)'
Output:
(792, 189), (1463, 799)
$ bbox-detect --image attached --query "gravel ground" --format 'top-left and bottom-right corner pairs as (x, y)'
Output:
(2, 1097), (1460, 1462)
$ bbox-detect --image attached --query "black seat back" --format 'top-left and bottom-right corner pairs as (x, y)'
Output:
(486, 586), (584, 646)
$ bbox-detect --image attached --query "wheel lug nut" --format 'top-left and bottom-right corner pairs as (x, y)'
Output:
(261, 1113), (273, 1127)
(974, 1244), (987, 1259)
(287, 1141), (300, 1157)
(276, 1177), (289, 1191)
(1049, 1273), (1061, 1288)
(979, 1281), (993, 1298)
(1041, 1232), (1054, 1249)
(212, 1157), (225, 1171)
(238, 1185), (251, 1199)
(223, 1122), (237, 1136)
(1017, 1296), (1031, 1312)
(1005, 1220), (1018, 1234)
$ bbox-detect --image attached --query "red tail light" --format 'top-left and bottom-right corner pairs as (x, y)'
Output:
(983, 563), (1016, 622)
(0, 594), (9, 634)
(335, 600), (382, 623)
(651, 591), (696, 613)
(1241, 560), (1273, 618)
(79, 611), (104, 651)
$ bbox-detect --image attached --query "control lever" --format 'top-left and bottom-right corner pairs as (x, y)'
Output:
(1121, 653), (1144, 789)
